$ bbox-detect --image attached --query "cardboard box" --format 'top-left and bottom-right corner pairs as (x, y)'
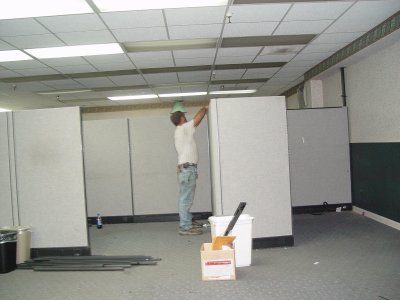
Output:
(200, 243), (236, 281)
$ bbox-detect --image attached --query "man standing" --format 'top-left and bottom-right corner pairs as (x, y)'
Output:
(170, 102), (208, 235)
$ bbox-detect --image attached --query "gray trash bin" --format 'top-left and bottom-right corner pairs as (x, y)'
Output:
(0, 230), (17, 273)
(0, 226), (31, 264)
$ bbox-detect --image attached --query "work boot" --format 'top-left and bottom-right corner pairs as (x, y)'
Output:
(179, 227), (203, 235)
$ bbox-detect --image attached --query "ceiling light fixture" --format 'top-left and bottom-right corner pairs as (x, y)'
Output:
(0, 50), (33, 62)
(37, 89), (92, 95)
(93, 0), (228, 12)
(108, 94), (158, 101)
(209, 89), (257, 95)
(25, 43), (123, 59)
(0, 0), (93, 20)
(0, 108), (11, 112)
(159, 92), (207, 98)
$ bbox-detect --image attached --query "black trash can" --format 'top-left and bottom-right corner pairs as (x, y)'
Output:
(0, 230), (17, 274)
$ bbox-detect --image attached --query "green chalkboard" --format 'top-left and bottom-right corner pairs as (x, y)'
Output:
(350, 143), (400, 222)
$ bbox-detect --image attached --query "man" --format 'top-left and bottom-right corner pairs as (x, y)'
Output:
(170, 103), (208, 235)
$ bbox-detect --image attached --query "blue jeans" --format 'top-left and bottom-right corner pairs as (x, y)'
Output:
(178, 166), (197, 230)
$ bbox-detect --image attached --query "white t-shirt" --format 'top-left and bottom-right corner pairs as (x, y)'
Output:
(174, 120), (198, 164)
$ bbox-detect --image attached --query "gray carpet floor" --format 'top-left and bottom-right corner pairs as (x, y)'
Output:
(0, 211), (399, 300)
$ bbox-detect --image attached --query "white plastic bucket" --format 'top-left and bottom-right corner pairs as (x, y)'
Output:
(209, 214), (254, 267)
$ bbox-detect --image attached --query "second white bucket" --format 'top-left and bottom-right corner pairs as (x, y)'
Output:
(209, 214), (254, 267)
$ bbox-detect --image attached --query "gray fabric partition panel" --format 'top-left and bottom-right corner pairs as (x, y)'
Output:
(209, 97), (293, 239)
(0, 112), (13, 226)
(12, 107), (88, 248)
(287, 108), (352, 207)
(129, 116), (211, 215)
(82, 119), (133, 217)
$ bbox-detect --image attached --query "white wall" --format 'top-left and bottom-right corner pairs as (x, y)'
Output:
(320, 34), (400, 142)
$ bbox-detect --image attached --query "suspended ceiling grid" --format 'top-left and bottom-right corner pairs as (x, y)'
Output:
(0, 0), (399, 110)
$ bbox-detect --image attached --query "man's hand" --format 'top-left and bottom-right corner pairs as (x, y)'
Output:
(193, 106), (208, 127)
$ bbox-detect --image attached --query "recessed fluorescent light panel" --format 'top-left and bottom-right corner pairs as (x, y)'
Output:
(93, 0), (228, 11)
(108, 95), (158, 101)
(159, 92), (207, 98)
(25, 43), (123, 59)
(0, 0), (93, 20)
(0, 50), (33, 62)
(0, 108), (11, 112)
(37, 89), (92, 95)
(209, 90), (257, 95)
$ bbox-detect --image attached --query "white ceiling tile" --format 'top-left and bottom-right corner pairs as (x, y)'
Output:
(178, 71), (211, 83)
(218, 47), (261, 57)
(230, 4), (291, 22)
(0, 60), (47, 70)
(53, 64), (98, 73)
(274, 20), (334, 35)
(108, 75), (146, 86)
(84, 54), (132, 65)
(254, 53), (296, 63)
(209, 84), (237, 91)
(236, 83), (264, 89)
(180, 85), (208, 93)
(154, 87), (181, 94)
(311, 32), (365, 44)
(284, 2), (353, 21)
(173, 49), (216, 59)
(135, 60), (175, 69)
(301, 43), (347, 54)
(295, 52), (333, 61)
(0, 19), (49, 36)
(222, 22), (278, 37)
(128, 51), (173, 61)
(143, 73), (179, 84)
(260, 45), (305, 55)
(0, 70), (23, 78)
(213, 69), (245, 80)
(75, 77), (116, 88)
(215, 56), (255, 64)
(100, 11), (165, 29)
(15, 67), (59, 76)
(128, 51), (174, 68)
(242, 72), (273, 80)
(175, 57), (215, 67)
(93, 63), (135, 71)
(2, 34), (65, 48)
(0, 40), (16, 50)
(169, 24), (222, 39)
(326, 0), (400, 33)
(40, 79), (85, 89)
(112, 27), (168, 42)
(56, 30), (116, 45)
(37, 14), (106, 33)
(284, 59), (319, 68)
(164, 6), (226, 25)
(12, 82), (56, 92)
(40, 57), (89, 67)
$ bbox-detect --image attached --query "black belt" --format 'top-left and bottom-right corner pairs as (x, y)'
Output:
(180, 163), (197, 168)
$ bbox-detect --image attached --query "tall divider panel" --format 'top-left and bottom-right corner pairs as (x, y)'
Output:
(82, 119), (133, 217)
(287, 108), (352, 208)
(12, 107), (88, 250)
(208, 97), (293, 248)
(0, 112), (13, 226)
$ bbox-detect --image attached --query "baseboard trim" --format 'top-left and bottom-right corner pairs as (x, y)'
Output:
(353, 206), (400, 231)
(31, 247), (91, 258)
(293, 203), (352, 214)
(253, 235), (294, 249)
(88, 212), (212, 224)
